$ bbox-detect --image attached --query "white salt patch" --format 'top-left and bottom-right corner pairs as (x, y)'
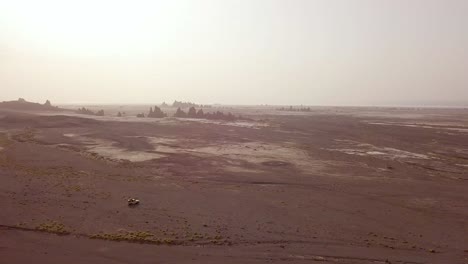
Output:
(148, 137), (322, 173)
(366, 122), (468, 133)
(407, 198), (438, 208)
(446, 128), (468, 133)
(42, 112), (267, 129)
(147, 137), (181, 153)
(63, 134), (165, 162)
(179, 118), (269, 129)
(63, 133), (322, 172)
(328, 140), (430, 160)
(89, 144), (165, 162)
(381, 147), (429, 159)
(366, 151), (386, 155)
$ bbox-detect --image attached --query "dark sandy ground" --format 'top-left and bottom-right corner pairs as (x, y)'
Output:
(0, 107), (467, 263)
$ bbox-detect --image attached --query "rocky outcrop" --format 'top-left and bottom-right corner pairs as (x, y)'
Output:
(76, 107), (105, 116)
(0, 98), (60, 111)
(173, 107), (239, 121)
(147, 106), (167, 118)
(277, 106), (311, 112)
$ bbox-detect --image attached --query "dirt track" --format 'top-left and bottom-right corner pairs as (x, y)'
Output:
(1, 107), (467, 263)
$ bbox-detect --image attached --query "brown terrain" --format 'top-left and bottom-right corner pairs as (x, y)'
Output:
(0, 105), (467, 263)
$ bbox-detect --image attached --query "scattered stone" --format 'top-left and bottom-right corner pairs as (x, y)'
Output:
(128, 198), (140, 206)
(312, 256), (325, 261)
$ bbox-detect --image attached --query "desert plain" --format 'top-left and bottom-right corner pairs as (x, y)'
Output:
(0, 105), (467, 263)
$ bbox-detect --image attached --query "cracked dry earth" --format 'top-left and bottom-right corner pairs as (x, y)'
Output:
(0, 109), (468, 264)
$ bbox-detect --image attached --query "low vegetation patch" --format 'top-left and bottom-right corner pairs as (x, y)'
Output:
(89, 231), (180, 245)
(11, 129), (36, 143)
(88, 230), (230, 245)
(0, 133), (11, 147)
(35, 221), (70, 235)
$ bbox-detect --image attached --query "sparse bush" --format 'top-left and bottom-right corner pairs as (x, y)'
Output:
(35, 221), (70, 235)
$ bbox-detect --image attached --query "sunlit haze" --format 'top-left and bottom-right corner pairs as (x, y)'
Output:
(1, 0), (467, 106)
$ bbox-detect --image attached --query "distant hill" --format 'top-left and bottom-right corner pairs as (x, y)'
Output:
(0, 98), (63, 111)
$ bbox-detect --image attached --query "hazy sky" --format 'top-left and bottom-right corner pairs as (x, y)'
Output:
(1, 0), (467, 105)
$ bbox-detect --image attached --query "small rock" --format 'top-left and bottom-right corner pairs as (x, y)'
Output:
(312, 256), (325, 261)
(128, 198), (140, 206)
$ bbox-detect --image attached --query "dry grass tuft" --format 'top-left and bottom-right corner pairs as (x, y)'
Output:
(35, 221), (70, 235)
